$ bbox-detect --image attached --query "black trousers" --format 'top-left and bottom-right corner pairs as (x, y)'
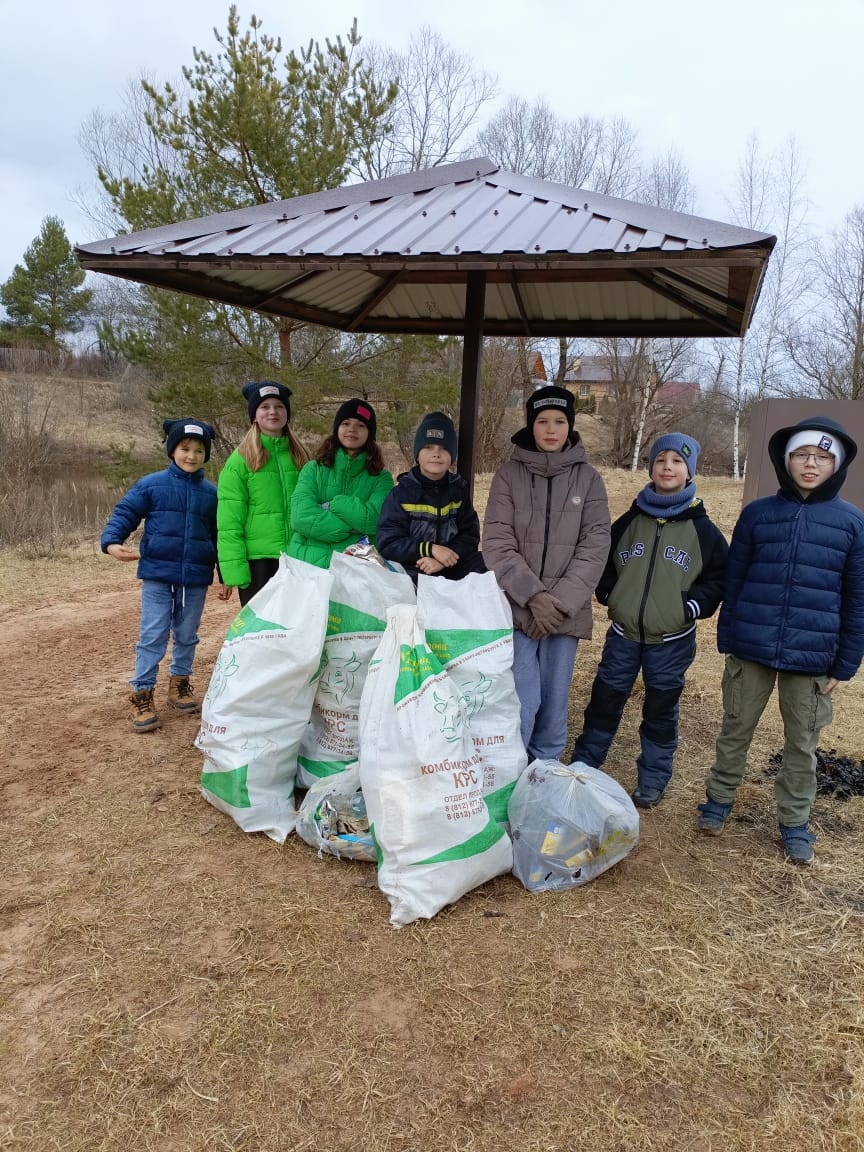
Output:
(238, 558), (280, 606)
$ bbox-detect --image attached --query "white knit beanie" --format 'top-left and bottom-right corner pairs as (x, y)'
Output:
(785, 429), (845, 473)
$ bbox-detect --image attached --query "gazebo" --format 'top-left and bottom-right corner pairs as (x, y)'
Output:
(77, 157), (776, 480)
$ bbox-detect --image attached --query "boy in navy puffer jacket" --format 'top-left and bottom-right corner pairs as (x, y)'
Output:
(697, 416), (864, 864)
(102, 419), (229, 733)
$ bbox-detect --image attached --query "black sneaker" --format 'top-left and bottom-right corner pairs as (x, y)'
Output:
(631, 783), (665, 809)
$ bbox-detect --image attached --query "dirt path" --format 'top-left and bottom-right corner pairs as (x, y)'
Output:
(0, 588), (235, 818)
(2, 581), (863, 1151)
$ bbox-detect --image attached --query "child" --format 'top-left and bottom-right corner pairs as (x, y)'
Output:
(288, 399), (394, 568)
(102, 419), (228, 733)
(483, 386), (610, 762)
(570, 433), (728, 808)
(697, 416), (864, 864)
(376, 411), (486, 582)
(217, 381), (310, 605)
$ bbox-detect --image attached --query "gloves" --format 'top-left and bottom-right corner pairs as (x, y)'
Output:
(527, 591), (568, 638)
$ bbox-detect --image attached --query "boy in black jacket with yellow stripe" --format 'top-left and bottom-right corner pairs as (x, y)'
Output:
(570, 433), (728, 808)
(376, 412), (486, 583)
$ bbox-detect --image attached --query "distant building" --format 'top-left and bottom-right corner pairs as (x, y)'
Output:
(655, 380), (700, 408)
(563, 356), (617, 406)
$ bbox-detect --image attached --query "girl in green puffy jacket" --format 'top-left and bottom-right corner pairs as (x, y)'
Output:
(217, 381), (310, 605)
(287, 399), (393, 569)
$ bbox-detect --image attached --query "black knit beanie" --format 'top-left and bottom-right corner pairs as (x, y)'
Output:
(242, 380), (292, 424)
(526, 385), (575, 431)
(333, 398), (377, 441)
(413, 411), (457, 461)
(163, 418), (214, 463)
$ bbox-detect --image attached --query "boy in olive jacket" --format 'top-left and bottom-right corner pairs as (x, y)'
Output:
(570, 433), (728, 808)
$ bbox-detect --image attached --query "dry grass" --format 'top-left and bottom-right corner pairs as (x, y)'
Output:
(2, 470), (864, 1151)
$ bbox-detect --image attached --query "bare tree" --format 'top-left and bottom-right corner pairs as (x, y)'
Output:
(476, 97), (640, 196)
(709, 136), (808, 477)
(786, 204), (864, 400)
(358, 27), (498, 178)
(640, 147), (695, 214)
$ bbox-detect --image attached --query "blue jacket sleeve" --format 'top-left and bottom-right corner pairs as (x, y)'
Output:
(101, 480), (149, 552)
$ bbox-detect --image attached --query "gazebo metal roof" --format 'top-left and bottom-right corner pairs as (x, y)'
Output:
(77, 157), (775, 340)
(77, 157), (776, 479)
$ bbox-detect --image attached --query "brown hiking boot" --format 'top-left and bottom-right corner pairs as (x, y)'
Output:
(129, 688), (159, 733)
(168, 675), (200, 713)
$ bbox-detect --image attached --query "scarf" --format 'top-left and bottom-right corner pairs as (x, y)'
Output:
(635, 480), (698, 520)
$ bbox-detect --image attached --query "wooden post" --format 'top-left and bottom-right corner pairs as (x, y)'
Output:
(457, 271), (486, 496)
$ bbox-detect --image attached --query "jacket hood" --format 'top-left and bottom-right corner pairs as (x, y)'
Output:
(509, 427), (588, 476)
(768, 415), (857, 502)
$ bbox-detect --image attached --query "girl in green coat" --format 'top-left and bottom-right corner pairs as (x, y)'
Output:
(217, 381), (310, 605)
(288, 399), (393, 569)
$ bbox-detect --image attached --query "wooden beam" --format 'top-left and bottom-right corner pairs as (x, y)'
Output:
(458, 272), (486, 493)
(344, 271), (404, 332)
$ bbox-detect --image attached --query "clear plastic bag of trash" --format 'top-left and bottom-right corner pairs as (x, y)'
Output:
(296, 762), (377, 863)
(507, 759), (639, 892)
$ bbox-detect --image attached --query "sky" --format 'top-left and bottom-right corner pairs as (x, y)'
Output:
(1, 0), (862, 294)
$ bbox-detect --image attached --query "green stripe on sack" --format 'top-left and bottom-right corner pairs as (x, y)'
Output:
(412, 814), (506, 865)
(425, 628), (510, 665)
(297, 755), (351, 780)
(393, 643), (443, 702)
(484, 779), (517, 825)
(201, 764), (251, 808)
(327, 602), (385, 636)
(226, 606), (288, 639)
(369, 823), (384, 869)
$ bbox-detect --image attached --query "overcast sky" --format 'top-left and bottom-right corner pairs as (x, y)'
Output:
(2, 0), (862, 293)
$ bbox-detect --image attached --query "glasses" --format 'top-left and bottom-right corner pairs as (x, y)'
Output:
(789, 451), (834, 467)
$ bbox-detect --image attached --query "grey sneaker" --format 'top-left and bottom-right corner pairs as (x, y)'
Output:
(696, 798), (732, 835)
(780, 824), (815, 865)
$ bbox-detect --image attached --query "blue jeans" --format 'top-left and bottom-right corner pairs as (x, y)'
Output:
(571, 627), (696, 790)
(512, 630), (579, 761)
(132, 581), (208, 690)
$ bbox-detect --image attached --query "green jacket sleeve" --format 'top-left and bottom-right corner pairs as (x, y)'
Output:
(290, 461), (353, 544)
(216, 452), (252, 588)
(329, 469), (394, 538)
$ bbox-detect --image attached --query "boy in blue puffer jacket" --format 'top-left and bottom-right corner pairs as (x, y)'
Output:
(697, 416), (864, 864)
(102, 419), (229, 733)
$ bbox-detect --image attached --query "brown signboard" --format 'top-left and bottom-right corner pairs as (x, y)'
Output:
(742, 399), (864, 511)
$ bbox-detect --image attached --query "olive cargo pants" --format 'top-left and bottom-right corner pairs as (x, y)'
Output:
(705, 655), (833, 827)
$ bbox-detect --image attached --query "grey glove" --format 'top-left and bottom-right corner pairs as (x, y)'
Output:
(524, 618), (545, 640)
(527, 591), (567, 637)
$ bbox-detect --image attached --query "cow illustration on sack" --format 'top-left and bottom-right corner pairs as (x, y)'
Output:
(433, 671), (493, 741)
(317, 649), (362, 705)
(205, 652), (239, 703)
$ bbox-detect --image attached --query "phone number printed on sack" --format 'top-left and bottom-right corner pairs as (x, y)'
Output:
(444, 788), (485, 821)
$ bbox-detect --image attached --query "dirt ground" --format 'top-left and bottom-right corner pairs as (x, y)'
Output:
(2, 474), (864, 1151)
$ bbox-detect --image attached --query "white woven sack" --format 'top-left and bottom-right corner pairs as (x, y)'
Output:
(196, 555), (333, 843)
(297, 551), (415, 788)
(359, 603), (513, 927)
(418, 571), (527, 825)
(508, 759), (639, 891)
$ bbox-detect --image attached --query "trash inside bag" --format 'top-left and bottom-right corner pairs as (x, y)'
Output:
(508, 759), (639, 891)
(296, 762), (377, 863)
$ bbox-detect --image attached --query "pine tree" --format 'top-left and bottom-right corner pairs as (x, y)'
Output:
(1, 217), (93, 343)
